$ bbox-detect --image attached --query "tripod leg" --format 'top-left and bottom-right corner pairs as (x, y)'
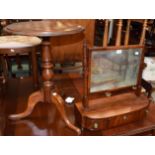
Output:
(9, 91), (43, 120)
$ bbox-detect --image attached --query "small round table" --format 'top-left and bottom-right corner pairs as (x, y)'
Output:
(0, 35), (42, 85)
(4, 20), (85, 135)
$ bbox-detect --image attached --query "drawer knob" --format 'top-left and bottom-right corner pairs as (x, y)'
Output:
(123, 116), (127, 120)
(93, 122), (98, 129)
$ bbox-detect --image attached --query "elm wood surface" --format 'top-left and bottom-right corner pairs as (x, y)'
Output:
(1, 77), (155, 136)
(4, 20), (85, 134)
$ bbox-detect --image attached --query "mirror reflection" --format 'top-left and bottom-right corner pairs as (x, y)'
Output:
(90, 48), (142, 93)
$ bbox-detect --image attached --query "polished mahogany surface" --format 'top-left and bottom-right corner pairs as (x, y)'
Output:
(1, 76), (155, 136)
(4, 20), (85, 37)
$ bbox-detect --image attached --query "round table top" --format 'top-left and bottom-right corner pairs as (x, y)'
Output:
(4, 20), (85, 37)
(0, 36), (42, 49)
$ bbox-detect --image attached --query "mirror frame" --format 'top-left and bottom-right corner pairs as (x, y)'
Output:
(84, 45), (145, 98)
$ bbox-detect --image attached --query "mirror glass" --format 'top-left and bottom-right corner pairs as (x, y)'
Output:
(90, 48), (142, 93)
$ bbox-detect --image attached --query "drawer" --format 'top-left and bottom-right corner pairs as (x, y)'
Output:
(83, 117), (108, 131)
(81, 109), (147, 131)
(108, 109), (146, 128)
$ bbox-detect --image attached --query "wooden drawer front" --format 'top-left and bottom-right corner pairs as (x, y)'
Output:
(108, 109), (146, 128)
(83, 118), (108, 131)
(82, 109), (147, 131)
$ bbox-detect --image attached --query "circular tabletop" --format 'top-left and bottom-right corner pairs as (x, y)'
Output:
(0, 35), (42, 54)
(0, 36), (42, 49)
(4, 20), (85, 37)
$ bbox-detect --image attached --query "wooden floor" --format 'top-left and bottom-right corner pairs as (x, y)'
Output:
(1, 75), (155, 136)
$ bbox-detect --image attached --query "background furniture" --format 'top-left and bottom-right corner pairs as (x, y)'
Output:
(0, 20), (42, 85)
(0, 36), (41, 88)
(0, 19), (43, 80)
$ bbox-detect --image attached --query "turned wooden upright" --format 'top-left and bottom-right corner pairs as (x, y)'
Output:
(102, 19), (147, 46)
(41, 41), (54, 103)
